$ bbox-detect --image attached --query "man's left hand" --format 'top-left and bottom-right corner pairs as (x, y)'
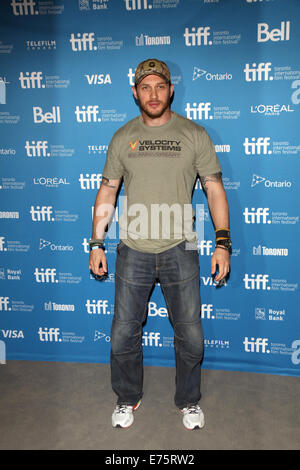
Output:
(211, 247), (230, 282)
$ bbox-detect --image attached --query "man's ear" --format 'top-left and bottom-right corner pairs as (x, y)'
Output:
(132, 86), (138, 100)
(170, 84), (174, 98)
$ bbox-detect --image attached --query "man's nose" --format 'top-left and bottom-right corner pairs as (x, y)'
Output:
(149, 87), (158, 99)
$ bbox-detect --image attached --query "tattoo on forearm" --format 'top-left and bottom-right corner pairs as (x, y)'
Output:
(200, 172), (222, 191)
(101, 177), (117, 189)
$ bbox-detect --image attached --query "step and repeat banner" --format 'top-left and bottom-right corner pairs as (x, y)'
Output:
(1, 0), (299, 375)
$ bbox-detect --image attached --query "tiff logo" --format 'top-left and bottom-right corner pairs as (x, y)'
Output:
(69, 33), (97, 51)
(243, 274), (270, 290)
(11, 0), (38, 15)
(185, 102), (212, 120)
(0, 236), (6, 251)
(30, 205), (54, 221)
(38, 327), (61, 342)
(86, 299), (110, 314)
(244, 62), (273, 82)
(184, 27), (211, 46)
(243, 207), (270, 224)
(243, 337), (269, 353)
(243, 137), (272, 155)
(125, 0), (151, 9)
(79, 173), (102, 189)
(125, 0), (152, 11)
(25, 140), (49, 157)
(75, 105), (100, 122)
(201, 304), (213, 319)
(19, 72), (44, 89)
(34, 268), (58, 283)
(142, 331), (161, 347)
(0, 297), (10, 311)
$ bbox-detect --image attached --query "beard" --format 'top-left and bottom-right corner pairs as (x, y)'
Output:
(138, 95), (171, 119)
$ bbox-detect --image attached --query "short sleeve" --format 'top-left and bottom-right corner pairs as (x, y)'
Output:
(194, 127), (222, 177)
(102, 135), (124, 179)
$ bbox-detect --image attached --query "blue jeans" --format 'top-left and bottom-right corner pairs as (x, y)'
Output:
(110, 240), (204, 409)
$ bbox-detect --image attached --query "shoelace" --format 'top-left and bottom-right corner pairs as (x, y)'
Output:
(184, 405), (200, 414)
(116, 405), (131, 414)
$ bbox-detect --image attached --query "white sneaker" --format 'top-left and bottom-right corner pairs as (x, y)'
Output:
(181, 405), (205, 430)
(112, 400), (141, 428)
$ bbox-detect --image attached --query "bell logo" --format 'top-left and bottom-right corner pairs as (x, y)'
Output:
(257, 21), (290, 42)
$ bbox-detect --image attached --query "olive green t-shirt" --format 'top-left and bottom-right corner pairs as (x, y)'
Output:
(102, 112), (221, 253)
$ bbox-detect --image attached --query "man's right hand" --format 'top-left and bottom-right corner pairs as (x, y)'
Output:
(89, 249), (108, 277)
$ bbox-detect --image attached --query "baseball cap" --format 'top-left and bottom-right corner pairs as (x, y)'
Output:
(134, 59), (171, 86)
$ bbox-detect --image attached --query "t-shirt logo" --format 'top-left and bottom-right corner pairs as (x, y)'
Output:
(129, 140), (138, 152)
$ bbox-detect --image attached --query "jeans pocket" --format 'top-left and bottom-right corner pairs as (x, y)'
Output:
(117, 240), (127, 254)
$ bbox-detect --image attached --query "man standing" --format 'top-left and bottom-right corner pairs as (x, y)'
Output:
(89, 59), (231, 430)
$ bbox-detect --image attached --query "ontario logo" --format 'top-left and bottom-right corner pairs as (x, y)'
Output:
(129, 140), (138, 152)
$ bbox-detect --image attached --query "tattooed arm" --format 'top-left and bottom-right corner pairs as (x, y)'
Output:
(199, 172), (230, 281)
(89, 177), (121, 276)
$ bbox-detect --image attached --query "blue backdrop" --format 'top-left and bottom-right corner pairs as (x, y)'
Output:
(1, 0), (299, 376)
